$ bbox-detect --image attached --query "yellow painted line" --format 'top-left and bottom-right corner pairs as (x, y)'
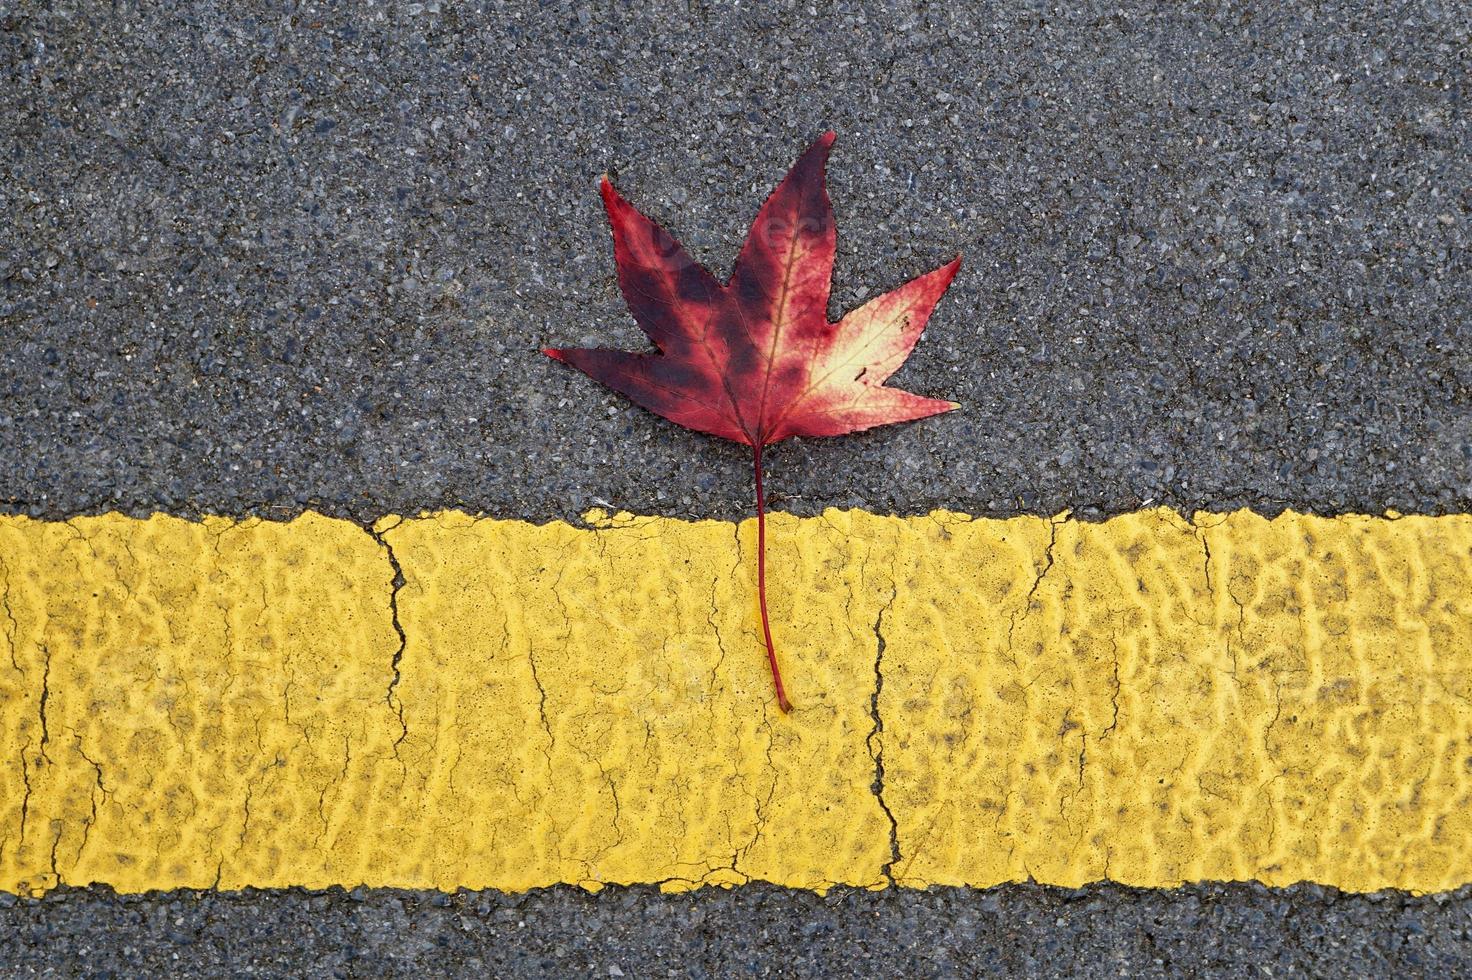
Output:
(0, 508), (1470, 897)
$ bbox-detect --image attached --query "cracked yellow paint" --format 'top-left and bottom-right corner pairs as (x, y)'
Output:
(0, 508), (1470, 897)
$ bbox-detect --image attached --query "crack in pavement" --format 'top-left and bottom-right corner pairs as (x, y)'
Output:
(363, 520), (410, 755)
(1006, 514), (1066, 666)
(0, 553), (21, 674)
(868, 579), (901, 887)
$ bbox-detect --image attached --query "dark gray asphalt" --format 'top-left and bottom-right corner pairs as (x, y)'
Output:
(2, 1), (1468, 525)
(3, 882), (1470, 978)
(3, 0), (1471, 976)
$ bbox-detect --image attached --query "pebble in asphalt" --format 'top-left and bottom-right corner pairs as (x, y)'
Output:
(2, 1), (1470, 975)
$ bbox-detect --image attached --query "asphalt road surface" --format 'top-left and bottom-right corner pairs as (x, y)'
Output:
(3, 883), (1470, 977)
(3, 0), (1470, 976)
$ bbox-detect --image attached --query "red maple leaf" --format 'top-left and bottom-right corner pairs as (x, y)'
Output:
(545, 132), (960, 712)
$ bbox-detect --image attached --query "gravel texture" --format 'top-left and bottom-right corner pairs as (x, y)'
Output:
(2, 882), (1470, 978)
(3, 0), (1472, 974)
(2, 1), (1468, 524)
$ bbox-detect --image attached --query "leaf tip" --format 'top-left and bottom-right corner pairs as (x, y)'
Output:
(599, 176), (625, 222)
(789, 131), (836, 167)
(802, 130), (837, 167)
(930, 255), (963, 290)
(542, 347), (567, 362)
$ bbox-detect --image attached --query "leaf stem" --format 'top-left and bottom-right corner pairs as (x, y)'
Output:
(754, 442), (793, 713)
